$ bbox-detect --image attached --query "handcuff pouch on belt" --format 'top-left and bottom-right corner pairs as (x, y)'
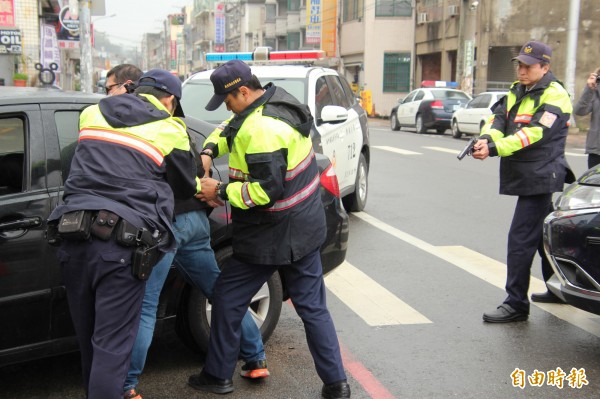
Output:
(56, 210), (93, 241)
(54, 210), (161, 281)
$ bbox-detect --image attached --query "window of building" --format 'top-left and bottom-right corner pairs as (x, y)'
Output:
(375, 0), (412, 17)
(287, 32), (300, 50)
(383, 52), (411, 92)
(266, 3), (276, 22)
(343, 0), (364, 22)
(288, 0), (301, 11)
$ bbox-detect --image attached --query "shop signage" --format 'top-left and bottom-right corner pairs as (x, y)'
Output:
(0, 28), (21, 54)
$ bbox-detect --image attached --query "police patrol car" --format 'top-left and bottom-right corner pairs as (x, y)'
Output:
(181, 48), (370, 212)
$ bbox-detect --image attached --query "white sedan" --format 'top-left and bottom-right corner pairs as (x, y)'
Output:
(451, 91), (507, 138)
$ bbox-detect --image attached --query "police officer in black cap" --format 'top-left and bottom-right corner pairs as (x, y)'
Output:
(49, 69), (198, 399)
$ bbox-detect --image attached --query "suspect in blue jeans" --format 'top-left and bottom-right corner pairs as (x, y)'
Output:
(123, 205), (268, 399)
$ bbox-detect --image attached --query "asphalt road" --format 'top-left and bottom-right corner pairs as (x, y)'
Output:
(2, 120), (599, 399)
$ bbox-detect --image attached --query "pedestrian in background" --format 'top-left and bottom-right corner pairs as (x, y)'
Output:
(471, 41), (574, 323)
(189, 59), (351, 398)
(573, 67), (600, 169)
(49, 69), (198, 399)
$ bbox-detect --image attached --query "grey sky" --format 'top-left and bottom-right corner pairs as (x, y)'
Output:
(91, 0), (189, 47)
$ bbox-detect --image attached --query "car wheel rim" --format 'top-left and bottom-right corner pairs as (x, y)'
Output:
(357, 161), (367, 201)
(206, 282), (271, 328)
(416, 117), (422, 132)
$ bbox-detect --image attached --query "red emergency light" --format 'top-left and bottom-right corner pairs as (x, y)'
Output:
(421, 80), (459, 88)
(206, 47), (325, 63)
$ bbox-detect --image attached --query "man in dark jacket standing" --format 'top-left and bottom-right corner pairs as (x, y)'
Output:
(189, 60), (350, 398)
(49, 69), (198, 399)
(573, 67), (600, 169)
(472, 41), (574, 322)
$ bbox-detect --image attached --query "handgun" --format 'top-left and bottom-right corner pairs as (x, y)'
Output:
(457, 136), (478, 161)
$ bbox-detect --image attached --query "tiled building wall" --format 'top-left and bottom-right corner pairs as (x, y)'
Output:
(13, 0), (40, 85)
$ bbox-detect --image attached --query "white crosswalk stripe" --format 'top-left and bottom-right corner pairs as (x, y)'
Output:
(325, 261), (432, 326)
(372, 145), (421, 155)
(340, 211), (600, 337)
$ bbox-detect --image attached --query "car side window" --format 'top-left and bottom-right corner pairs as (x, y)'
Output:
(337, 75), (358, 107)
(402, 92), (416, 104)
(315, 77), (334, 118)
(414, 91), (425, 101)
(467, 96), (482, 109)
(54, 111), (82, 179)
(327, 76), (352, 109)
(478, 94), (491, 108)
(0, 117), (25, 195)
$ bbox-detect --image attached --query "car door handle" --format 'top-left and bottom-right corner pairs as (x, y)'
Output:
(0, 217), (42, 231)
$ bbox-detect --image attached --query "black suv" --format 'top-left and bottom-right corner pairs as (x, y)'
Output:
(0, 87), (348, 366)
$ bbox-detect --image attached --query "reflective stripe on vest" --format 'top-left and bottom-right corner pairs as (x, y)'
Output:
(267, 172), (320, 211)
(229, 148), (316, 182)
(79, 128), (164, 166)
(514, 114), (532, 124)
(515, 130), (531, 147)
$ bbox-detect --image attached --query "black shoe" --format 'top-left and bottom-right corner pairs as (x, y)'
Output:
(322, 380), (351, 398)
(188, 370), (234, 394)
(483, 304), (528, 323)
(531, 291), (564, 304)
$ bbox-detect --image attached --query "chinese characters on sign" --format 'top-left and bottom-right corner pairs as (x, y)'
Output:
(40, 24), (60, 72)
(214, 3), (225, 53)
(306, 0), (321, 45)
(511, 368), (589, 389)
(0, 0), (15, 27)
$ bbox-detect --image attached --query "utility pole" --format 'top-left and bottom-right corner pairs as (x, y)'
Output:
(565, 0), (580, 100)
(78, 0), (93, 93)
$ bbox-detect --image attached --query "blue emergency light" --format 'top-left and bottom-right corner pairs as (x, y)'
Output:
(421, 80), (459, 88)
(206, 47), (325, 63)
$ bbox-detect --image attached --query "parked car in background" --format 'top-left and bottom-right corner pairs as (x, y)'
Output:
(182, 50), (370, 212)
(0, 86), (348, 366)
(450, 91), (508, 139)
(543, 167), (600, 315)
(390, 84), (471, 134)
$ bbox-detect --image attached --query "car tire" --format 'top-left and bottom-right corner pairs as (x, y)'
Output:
(415, 115), (426, 134)
(436, 127), (446, 134)
(342, 153), (368, 212)
(451, 119), (462, 139)
(176, 245), (283, 354)
(390, 113), (400, 131)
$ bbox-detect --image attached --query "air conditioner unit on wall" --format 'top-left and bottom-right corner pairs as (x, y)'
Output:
(448, 5), (459, 16)
(418, 12), (428, 24)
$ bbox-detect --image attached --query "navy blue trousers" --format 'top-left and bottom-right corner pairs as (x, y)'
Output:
(204, 249), (347, 385)
(58, 238), (145, 399)
(504, 194), (554, 313)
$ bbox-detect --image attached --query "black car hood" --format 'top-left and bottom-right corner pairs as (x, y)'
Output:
(578, 167), (600, 186)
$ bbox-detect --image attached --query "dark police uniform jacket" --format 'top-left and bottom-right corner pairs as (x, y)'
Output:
(49, 93), (199, 252)
(480, 71), (575, 196)
(203, 84), (326, 265)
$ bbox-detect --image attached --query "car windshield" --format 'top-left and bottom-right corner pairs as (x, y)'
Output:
(182, 77), (307, 124)
(432, 90), (471, 100)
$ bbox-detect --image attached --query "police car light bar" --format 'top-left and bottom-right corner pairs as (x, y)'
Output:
(206, 47), (326, 63)
(421, 80), (459, 88)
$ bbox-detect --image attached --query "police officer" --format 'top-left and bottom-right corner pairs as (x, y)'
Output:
(189, 60), (350, 398)
(472, 41), (574, 322)
(49, 69), (199, 399)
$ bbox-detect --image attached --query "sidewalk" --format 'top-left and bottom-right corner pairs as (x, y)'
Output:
(367, 117), (586, 150)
